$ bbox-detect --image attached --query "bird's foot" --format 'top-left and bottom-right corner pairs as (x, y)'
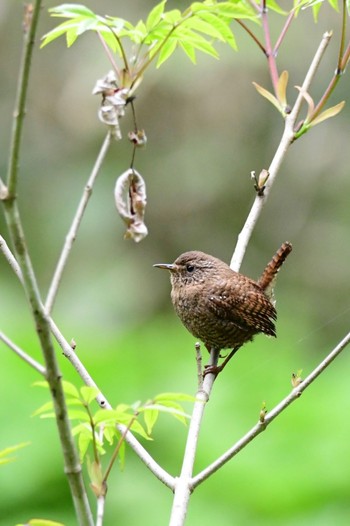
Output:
(203, 364), (223, 377)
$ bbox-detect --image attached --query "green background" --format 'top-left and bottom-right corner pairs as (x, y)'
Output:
(1, 1), (350, 525)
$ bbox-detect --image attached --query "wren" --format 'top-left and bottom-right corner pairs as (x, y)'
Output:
(154, 242), (292, 374)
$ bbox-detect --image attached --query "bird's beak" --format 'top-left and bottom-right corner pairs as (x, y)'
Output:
(153, 263), (175, 271)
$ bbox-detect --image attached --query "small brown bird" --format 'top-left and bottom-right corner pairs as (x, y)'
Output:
(154, 242), (292, 374)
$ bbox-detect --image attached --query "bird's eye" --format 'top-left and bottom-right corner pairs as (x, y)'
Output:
(186, 264), (195, 273)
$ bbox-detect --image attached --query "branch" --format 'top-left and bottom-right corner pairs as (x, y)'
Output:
(168, 349), (219, 526)
(2, 3), (94, 523)
(45, 132), (112, 314)
(230, 31), (332, 272)
(192, 330), (350, 488)
(0, 331), (46, 376)
(0, 236), (175, 491)
(5, 2), (40, 198)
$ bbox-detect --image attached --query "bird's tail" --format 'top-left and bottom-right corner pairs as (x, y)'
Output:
(258, 241), (292, 301)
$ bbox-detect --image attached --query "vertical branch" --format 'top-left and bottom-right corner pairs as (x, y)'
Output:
(168, 349), (219, 526)
(6, 3), (40, 198)
(1, 3), (94, 524)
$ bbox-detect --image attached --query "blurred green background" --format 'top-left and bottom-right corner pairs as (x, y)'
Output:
(1, 1), (350, 524)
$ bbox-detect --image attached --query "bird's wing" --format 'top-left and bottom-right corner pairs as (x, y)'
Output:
(206, 278), (276, 337)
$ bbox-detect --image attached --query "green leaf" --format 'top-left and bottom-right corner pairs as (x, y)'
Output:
(66, 26), (79, 47)
(62, 380), (80, 399)
(154, 392), (196, 402)
(80, 385), (100, 405)
(93, 408), (132, 426)
(266, 0), (288, 15)
(48, 4), (96, 19)
(156, 38), (178, 67)
(32, 401), (53, 417)
(67, 409), (90, 421)
(133, 19), (149, 42)
(16, 520), (65, 526)
(178, 29), (219, 59)
(196, 11), (237, 50)
(0, 442), (30, 465)
(183, 16), (226, 41)
(146, 402), (190, 424)
(179, 40), (197, 63)
(129, 419), (152, 440)
(205, 2), (258, 20)
(146, 0), (167, 30)
(143, 408), (159, 435)
(162, 9), (182, 24)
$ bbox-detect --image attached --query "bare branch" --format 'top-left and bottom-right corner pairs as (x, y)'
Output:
(192, 331), (350, 488)
(0, 331), (46, 376)
(230, 31), (332, 272)
(0, 235), (23, 283)
(168, 349), (219, 526)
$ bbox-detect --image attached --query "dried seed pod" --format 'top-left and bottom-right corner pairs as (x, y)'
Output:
(114, 168), (148, 242)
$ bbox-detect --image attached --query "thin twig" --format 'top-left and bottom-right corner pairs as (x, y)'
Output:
(192, 331), (350, 488)
(45, 132), (112, 314)
(235, 19), (266, 55)
(0, 235), (23, 283)
(273, 9), (295, 55)
(230, 31), (332, 271)
(97, 31), (121, 78)
(0, 331), (46, 376)
(310, 1), (348, 122)
(261, 0), (279, 93)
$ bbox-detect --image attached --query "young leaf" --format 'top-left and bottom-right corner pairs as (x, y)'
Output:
(0, 442), (30, 465)
(252, 81), (283, 113)
(276, 70), (289, 108)
(16, 520), (65, 526)
(154, 392), (196, 402)
(196, 11), (237, 50)
(80, 385), (100, 405)
(179, 40), (197, 62)
(146, 0), (167, 31)
(156, 38), (178, 67)
(266, 0), (289, 15)
(48, 4), (96, 19)
(129, 419), (152, 440)
(66, 409), (90, 422)
(309, 100), (345, 125)
(143, 408), (159, 435)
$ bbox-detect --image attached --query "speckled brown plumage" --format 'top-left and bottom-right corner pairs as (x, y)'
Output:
(154, 243), (291, 373)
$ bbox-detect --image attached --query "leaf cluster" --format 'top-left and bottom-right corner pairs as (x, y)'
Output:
(41, 1), (258, 69)
(33, 381), (193, 465)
